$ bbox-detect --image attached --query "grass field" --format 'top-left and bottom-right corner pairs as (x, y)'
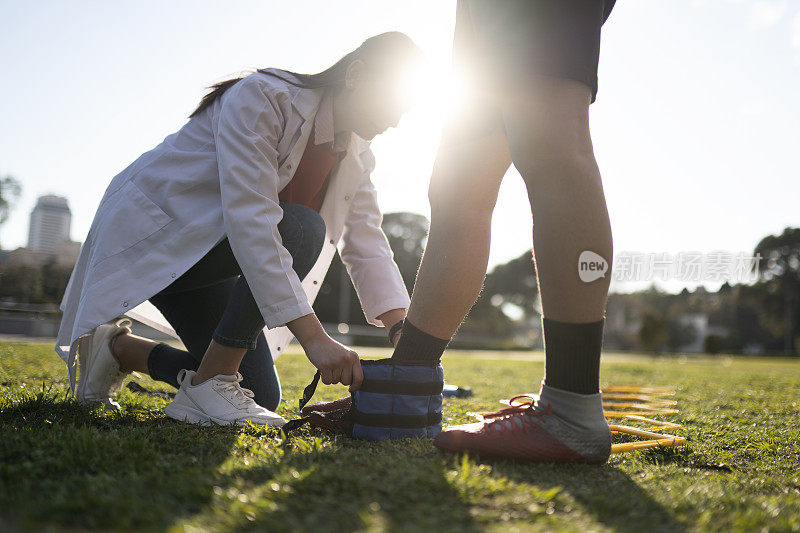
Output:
(1, 341), (799, 532)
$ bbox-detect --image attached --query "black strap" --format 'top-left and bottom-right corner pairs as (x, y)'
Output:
(298, 370), (321, 410)
(126, 381), (176, 399)
(388, 318), (404, 345)
(358, 379), (443, 396)
(285, 367), (442, 436)
(284, 369), (354, 436)
(281, 416), (312, 433)
(352, 409), (442, 429)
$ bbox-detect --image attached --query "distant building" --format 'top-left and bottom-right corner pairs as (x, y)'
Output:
(28, 195), (72, 253)
(2, 195), (81, 268)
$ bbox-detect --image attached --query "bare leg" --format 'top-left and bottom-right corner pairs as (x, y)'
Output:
(111, 332), (248, 386)
(402, 123), (511, 339)
(112, 332), (158, 374)
(500, 77), (612, 323)
(192, 341), (248, 385)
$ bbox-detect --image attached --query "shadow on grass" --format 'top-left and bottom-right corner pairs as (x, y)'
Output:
(1, 385), (478, 531)
(0, 385), (240, 531)
(486, 457), (687, 532)
(635, 445), (733, 472)
(0, 385), (687, 531)
(217, 435), (479, 532)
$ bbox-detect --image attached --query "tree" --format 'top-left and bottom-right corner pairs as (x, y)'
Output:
(481, 251), (539, 313)
(639, 309), (668, 354)
(460, 251), (538, 339)
(380, 212), (429, 294)
(313, 212), (429, 328)
(0, 264), (42, 303)
(704, 334), (726, 355)
(666, 318), (697, 351)
(754, 227), (800, 355)
(0, 174), (22, 250)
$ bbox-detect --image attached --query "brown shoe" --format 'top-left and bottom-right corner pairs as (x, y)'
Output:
(300, 396), (352, 416)
(433, 395), (610, 464)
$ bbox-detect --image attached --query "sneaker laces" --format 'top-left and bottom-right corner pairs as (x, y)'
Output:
(216, 373), (256, 408)
(478, 395), (552, 435)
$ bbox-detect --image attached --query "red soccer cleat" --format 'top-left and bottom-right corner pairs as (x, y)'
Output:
(433, 395), (611, 464)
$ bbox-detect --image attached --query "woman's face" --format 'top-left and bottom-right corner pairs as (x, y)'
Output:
(338, 60), (413, 140)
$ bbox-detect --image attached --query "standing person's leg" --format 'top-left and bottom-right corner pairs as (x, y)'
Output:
(389, 0), (512, 361)
(500, 78), (611, 394)
(453, 0), (615, 398)
(392, 0), (615, 461)
(319, 1), (512, 442)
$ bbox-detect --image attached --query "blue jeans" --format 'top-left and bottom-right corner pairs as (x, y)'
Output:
(145, 202), (326, 411)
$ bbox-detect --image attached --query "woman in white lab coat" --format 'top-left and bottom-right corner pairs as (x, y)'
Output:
(57, 32), (422, 427)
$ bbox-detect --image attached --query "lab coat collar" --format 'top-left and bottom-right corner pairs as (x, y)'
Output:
(284, 78), (369, 156)
(257, 68), (319, 121)
(313, 89), (349, 153)
(290, 84), (320, 121)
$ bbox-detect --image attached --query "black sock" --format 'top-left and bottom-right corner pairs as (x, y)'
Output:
(392, 319), (450, 363)
(542, 316), (605, 395)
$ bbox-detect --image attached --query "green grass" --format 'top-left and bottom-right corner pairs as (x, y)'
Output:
(1, 342), (799, 532)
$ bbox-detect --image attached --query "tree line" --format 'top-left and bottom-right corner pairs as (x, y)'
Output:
(1, 173), (798, 355)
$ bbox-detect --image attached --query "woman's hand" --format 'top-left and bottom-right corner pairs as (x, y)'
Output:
(286, 313), (363, 391)
(303, 335), (363, 391)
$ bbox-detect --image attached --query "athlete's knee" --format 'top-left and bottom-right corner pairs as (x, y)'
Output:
(516, 138), (600, 193)
(428, 179), (497, 226)
(503, 80), (598, 182)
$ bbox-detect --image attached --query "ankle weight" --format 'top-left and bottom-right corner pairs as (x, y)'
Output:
(351, 358), (444, 441)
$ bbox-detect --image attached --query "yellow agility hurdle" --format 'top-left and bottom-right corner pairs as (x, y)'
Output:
(487, 386), (687, 455)
(602, 386), (685, 454)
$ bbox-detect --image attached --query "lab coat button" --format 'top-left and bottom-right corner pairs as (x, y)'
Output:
(313, 280), (318, 285)
(329, 239), (334, 245)
(286, 163), (292, 170)
(344, 195), (350, 201)
(122, 300), (129, 307)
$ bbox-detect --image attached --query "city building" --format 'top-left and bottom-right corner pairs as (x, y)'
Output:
(2, 194), (81, 268)
(28, 195), (72, 253)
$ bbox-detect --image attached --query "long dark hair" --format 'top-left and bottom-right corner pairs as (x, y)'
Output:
(188, 32), (422, 119)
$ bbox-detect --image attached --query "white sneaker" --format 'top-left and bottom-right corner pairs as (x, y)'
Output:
(76, 317), (133, 412)
(164, 369), (286, 427)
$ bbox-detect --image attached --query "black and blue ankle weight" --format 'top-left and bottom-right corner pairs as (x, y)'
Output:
(350, 358), (444, 441)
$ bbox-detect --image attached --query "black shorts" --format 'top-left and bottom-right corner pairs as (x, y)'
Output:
(454, 0), (616, 104)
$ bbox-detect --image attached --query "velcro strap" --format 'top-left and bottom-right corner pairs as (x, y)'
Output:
(357, 379), (443, 396)
(388, 319), (404, 344)
(298, 370), (321, 410)
(281, 416), (311, 434)
(352, 410), (442, 429)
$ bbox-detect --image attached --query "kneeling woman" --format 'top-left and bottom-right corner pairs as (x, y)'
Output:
(55, 32), (421, 427)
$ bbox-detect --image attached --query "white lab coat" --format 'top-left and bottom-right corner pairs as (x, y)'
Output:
(55, 69), (410, 395)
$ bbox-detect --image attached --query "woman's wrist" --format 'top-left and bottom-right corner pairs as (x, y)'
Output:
(286, 313), (329, 348)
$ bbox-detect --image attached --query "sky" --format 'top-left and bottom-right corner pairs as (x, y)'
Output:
(1, 0), (798, 294)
